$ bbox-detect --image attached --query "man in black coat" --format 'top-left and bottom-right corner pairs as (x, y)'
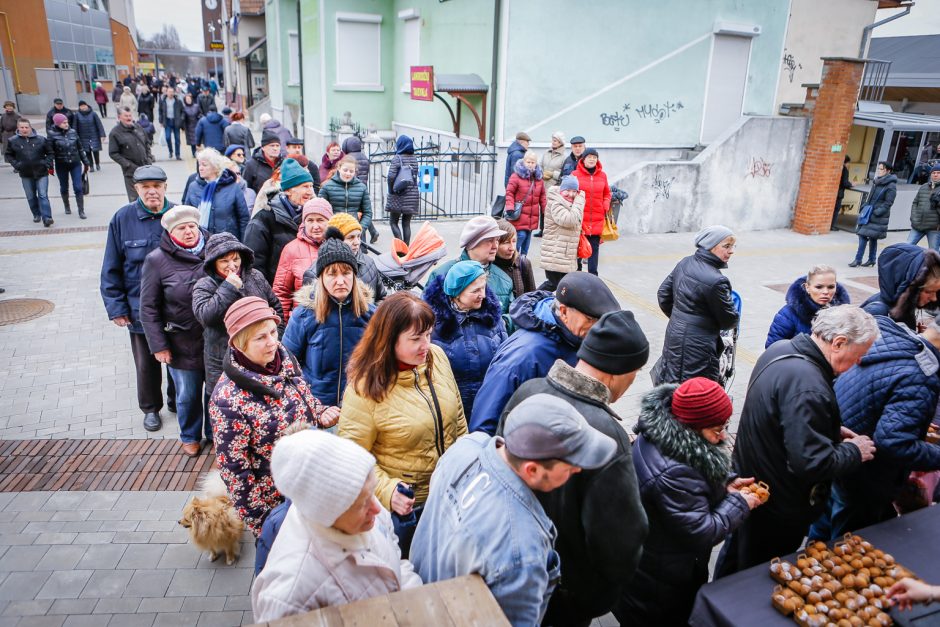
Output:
(4, 118), (54, 226)
(498, 311), (650, 627)
(242, 131), (282, 193)
(197, 87), (214, 116)
(109, 107), (154, 201)
(45, 98), (75, 135)
(715, 305), (878, 577)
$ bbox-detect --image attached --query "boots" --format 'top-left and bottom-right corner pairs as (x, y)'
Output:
(77, 194), (86, 219)
(61, 193), (71, 215)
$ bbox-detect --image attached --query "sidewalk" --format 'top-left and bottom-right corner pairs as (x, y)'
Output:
(0, 121), (911, 625)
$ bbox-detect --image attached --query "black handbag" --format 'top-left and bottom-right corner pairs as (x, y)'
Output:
(392, 156), (414, 194)
(504, 177), (536, 221)
(81, 170), (90, 195)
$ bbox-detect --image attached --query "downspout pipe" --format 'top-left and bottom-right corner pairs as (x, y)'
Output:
(488, 0), (500, 146)
(859, 3), (913, 58)
(296, 0), (304, 140)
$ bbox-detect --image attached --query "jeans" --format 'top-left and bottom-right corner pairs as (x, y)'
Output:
(907, 228), (940, 251)
(854, 235), (878, 263)
(577, 235), (601, 275)
(55, 160), (83, 198)
(167, 366), (210, 444)
(516, 229), (532, 255)
(21, 176), (52, 221)
(163, 121), (181, 158)
(391, 504), (424, 559)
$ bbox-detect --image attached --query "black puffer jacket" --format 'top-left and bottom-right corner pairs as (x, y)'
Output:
(139, 230), (210, 371)
(653, 248), (738, 384)
(4, 131), (53, 179)
(243, 193), (302, 283)
(181, 101), (201, 146)
(45, 107), (75, 134)
(242, 148), (280, 194)
(302, 247), (386, 302)
(74, 109), (105, 152)
(857, 174), (897, 240)
(47, 127), (88, 166)
(137, 92), (155, 124)
(497, 361), (647, 625)
(191, 233), (284, 395)
(618, 384), (749, 626)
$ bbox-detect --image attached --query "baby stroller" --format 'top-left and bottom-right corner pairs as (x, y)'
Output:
(371, 221), (447, 293)
(718, 290), (742, 391)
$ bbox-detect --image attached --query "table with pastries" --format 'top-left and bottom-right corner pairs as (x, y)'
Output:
(690, 506), (940, 627)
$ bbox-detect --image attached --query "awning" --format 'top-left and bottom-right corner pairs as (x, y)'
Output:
(237, 36), (266, 61)
(434, 74), (488, 93)
(853, 110), (940, 132)
(432, 73), (489, 143)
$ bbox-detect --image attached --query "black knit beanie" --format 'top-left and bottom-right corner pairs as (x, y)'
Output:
(315, 227), (359, 278)
(577, 310), (649, 375)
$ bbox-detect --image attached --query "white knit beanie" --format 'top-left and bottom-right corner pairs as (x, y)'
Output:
(271, 430), (376, 527)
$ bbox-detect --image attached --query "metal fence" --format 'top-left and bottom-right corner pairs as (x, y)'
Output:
(361, 137), (497, 221)
(859, 59), (892, 103)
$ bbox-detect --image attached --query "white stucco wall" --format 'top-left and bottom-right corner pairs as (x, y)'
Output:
(775, 0), (878, 109)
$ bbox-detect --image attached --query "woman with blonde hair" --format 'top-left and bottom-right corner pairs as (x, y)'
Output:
(183, 147), (251, 240)
(339, 291), (466, 556)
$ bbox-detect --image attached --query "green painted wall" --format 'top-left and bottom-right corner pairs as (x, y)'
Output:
(265, 0), (301, 110)
(299, 0), (323, 131)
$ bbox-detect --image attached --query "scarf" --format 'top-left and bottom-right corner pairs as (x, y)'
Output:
(170, 231), (206, 255)
(198, 178), (220, 229)
(138, 198), (171, 216)
(233, 346), (283, 376)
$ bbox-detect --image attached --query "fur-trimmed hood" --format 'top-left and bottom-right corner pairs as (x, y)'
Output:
(292, 277), (374, 311)
(634, 384), (731, 486)
(785, 276), (850, 325)
(513, 158), (543, 181)
(423, 274), (502, 339)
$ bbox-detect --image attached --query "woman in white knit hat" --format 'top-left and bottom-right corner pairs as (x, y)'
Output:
(251, 430), (422, 622)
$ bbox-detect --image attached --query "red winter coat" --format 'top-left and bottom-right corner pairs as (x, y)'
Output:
(272, 227), (321, 321)
(505, 170), (546, 232)
(574, 160), (611, 236)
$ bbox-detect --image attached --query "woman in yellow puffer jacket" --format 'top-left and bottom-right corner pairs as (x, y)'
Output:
(338, 291), (467, 556)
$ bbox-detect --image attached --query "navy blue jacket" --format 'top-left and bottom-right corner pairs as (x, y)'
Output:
(99, 199), (176, 334)
(195, 112), (229, 151)
(73, 109), (105, 152)
(856, 174), (897, 240)
(281, 284), (374, 407)
(766, 277), (851, 348)
(183, 168), (251, 241)
(504, 140), (526, 187)
(861, 243), (931, 330)
(835, 315), (940, 502)
(423, 275), (508, 418)
(469, 291), (581, 434)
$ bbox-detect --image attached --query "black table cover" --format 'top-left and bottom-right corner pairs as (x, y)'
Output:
(690, 506), (940, 627)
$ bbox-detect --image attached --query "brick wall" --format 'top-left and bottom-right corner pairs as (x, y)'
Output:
(791, 58), (865, 235)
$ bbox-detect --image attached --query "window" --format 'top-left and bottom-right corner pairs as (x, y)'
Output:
(399, 9), (420, 92)
(287, 32), (300, 85)
(335, 12), (382, 91)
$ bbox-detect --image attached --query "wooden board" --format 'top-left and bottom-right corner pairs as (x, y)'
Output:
(251, 575), (510, 627)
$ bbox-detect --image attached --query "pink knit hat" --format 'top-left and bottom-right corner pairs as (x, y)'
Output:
(52, 113), (68, 126)
(223, 297), (281, 345)
(302, 198), (333, 221)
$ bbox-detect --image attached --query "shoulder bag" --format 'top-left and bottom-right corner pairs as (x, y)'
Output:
(505, 178), (536, 221)
(392, 155), (414, 194)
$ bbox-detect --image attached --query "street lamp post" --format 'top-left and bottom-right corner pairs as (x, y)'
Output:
(207, 23), (218, 83)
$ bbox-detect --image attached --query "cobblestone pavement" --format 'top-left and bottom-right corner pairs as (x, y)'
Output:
(0, 113), (912, 626)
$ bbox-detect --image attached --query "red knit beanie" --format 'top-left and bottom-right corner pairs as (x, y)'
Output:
(224, 296), (281, 346)
(671, 377), (733, 429)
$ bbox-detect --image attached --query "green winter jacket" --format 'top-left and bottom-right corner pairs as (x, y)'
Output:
(318, 172), (372, 230)
(910, 180), (940, 232)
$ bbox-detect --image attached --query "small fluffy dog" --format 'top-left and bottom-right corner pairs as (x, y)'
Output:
(178, 470), (243, 565)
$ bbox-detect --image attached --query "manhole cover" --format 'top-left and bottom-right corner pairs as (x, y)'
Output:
(0, 299), (55, 326)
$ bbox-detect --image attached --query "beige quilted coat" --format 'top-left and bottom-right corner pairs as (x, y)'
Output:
(540, 187), (585, 273)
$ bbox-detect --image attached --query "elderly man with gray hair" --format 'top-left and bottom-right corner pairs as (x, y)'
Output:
(715, 305), (878, 577)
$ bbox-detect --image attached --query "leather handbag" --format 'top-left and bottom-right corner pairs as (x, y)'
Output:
(601, 209), (619, 242)
(81, 170), (90, 196)
(577, 233), (592, 259)
(504, 178), (536, 221)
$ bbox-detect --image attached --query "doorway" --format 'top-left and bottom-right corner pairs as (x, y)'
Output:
(701, 34), (752, 144)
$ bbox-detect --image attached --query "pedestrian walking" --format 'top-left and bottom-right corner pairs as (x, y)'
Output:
(505, 150), (546, 256)
(907, 164), (940, 250)
(136, 85), (155, 125)
(766, 265), (850, 348)
(385, 135), (419, 244)
(573, 148), (611, 275)
(318, 156), (372, 231)
(119, 86), (137, 117)
(493, 219), (537, 298)
(861, 243), (940, 331)
(44, 98), (75, 135)
(223, 111), (254, 152)
(342, 135), (376, 242)
(111, 82), (123, 105)
(469, 272), (620, 434)
(504, 131), (529, 187)
(616, 377), (760, 626)
(652, 225), (739, 385)
(244, 158), (316, 283)
(197, 87), (214, 116)
(317, 142), (344, 185)
(0, 101), (18, 162)
(411, 394), (616, 626)
(99, 165), (177, 431)
(539, 176), (585, 291)
(182, 148), (250, 241)
(272, 198), (331, 320)
(181, 94), (202, 157)
(427, 216), (514, 314)
(93, 82), (108, 117)
(195, 105), (228, 152)
(4, 118), (54, 226)
(137, 113), (156, 146)
(139, 206), (210, 457)
(284, 138), (321, 192)
(561, 135), (586, 177)
(851, 161), (897, 267)
(251, 430), (422, 622)
(283, 231), (374, 420)
(302, 213), (387, 303)
(714, 305), (877, 576)
(158, 86), (184, 161)
(243, 132), (282, 194)
(423, 260), (508, 417)
(47, 113), (89, 219)
(210, 296), (325, 537)
(338, 292), (467, 556)
(108, 107), (153, 202)
(73, 101), (106, 172)
(500, 310), (649, 627)
(259, 113), (292, 152)
(831, 154), (853, 230)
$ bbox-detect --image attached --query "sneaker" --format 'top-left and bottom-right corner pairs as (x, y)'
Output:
(848, 260), (861, 268)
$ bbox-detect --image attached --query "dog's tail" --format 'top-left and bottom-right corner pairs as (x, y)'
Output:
(198, 469), (228, 499)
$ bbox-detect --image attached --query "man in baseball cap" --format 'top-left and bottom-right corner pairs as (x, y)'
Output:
(412, 394), (615, 626)
(426, 215), (514, 313)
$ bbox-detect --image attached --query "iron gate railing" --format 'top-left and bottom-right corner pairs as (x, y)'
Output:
(362, 137), (497, 221)
(859, 59), (892, 103)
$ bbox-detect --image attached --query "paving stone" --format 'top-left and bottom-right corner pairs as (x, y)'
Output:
(79, 570), (132, 599)
(59, 523), (104, 535)
(124, 511), (163, 522)
(179, 598), (225, 613)
(74, 546), (126, 571)
(153, 613), (199, 627)
(116, 545), (165, 570)
(71, 533), (114, 545)
(36, 570), (94, 599)
(148, 530), (188, 545)
(35, 546), (87, 572)
(85, 512), (124, 522)
(0, 571), (51, 601)
(0, 546), (50, 572)
(17, 617), (66, 627)
(194, 612), (243, 627)
(61, 616), (109, 627)
(2, 600), (54, 616)
(165, 571), (213, 598)
(123, 570), (173, 599)
(136, 598), (183, 614)
(135, 522), (177, 533)
(4, 494), (51, 513)
(108, 614), (155, 627)
(47, 599), (97, 616)
(156, 546), (199, 570)
(96, 521), (138, 533)
(11, 512), (53, 523)
(50, 511), (91, 523)
(112, 532), (155, 544)
(0, 533), (40, 546)
(221, 597), (251, 612)
(91, 598), (140, 614)
(205, 569), (252, 598)
(33, 532), (78, 545)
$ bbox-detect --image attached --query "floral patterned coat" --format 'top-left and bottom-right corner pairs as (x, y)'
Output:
(209, 345), (322, 536)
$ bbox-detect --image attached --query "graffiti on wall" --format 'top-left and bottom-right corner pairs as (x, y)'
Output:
(599, 101), (685, 132)
(650, 172), (677, 202)
(746, 157), (773, 179)
(783, 50), (803, 83)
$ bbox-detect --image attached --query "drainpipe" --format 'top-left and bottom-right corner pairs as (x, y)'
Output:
(488, 0), (500, 146)
(296, 0), (304, 139)
(859, 3), (913, 58)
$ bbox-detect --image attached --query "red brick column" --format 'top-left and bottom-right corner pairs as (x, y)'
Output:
(791, 58), (866, 235)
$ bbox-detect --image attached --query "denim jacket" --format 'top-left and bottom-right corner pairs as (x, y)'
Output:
(411, 433), (561, 627)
